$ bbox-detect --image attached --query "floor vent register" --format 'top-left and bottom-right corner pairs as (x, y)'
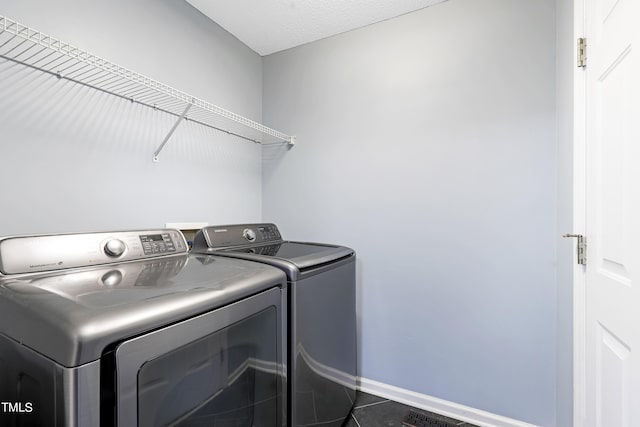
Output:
(402, 410), (460, 427)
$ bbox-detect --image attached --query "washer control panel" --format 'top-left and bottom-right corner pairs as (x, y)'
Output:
(198, 223), (282, 249)
(139, 233), (179, 255)
(0, 229), (188, 275)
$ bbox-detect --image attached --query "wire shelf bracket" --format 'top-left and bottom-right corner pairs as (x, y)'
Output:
(153, 103), (192, 162)
(0, 15), (296, 161)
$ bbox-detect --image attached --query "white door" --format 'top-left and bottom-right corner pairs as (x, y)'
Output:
(583, 0), (640, 425)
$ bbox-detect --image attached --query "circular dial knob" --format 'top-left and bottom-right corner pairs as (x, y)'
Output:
(104, 239), (126, 257)
(243, 228), (257, 242)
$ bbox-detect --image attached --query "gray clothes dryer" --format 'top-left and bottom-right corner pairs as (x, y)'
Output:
(0, 229), (287, 427)
(192, 223), (357, 427)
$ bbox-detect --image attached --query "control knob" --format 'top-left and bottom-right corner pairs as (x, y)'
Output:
(243, 228), (256, 242)
(104, 239), (126, 257)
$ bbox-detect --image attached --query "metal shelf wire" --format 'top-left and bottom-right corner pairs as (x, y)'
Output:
(0, 15), (295, 160)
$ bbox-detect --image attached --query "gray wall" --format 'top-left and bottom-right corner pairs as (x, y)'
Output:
(555, 0), (574, 425)
(0, 0), (263, 235)
(262, 1), (557, 426)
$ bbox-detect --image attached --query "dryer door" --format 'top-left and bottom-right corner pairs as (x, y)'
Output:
(114, 287), (284, 427)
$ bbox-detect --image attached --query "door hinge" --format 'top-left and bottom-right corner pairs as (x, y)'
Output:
(563, 234), (586, 265)
(577, 37), (587, 68)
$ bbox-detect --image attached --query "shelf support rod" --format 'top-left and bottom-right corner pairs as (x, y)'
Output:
(153, 102), (192, 162)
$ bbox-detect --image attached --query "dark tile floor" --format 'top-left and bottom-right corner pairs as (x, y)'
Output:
(344, 392), (479, 427)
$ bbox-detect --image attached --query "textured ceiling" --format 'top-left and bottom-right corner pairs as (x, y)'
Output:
(186, 0), (447, 56)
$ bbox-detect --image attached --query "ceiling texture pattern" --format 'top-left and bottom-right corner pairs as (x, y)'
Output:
(186, 0), (447, 56)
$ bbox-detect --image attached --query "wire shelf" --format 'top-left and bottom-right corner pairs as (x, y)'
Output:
(0, 15), (295, 159)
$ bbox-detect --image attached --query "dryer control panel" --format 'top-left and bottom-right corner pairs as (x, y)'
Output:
(0, 229), (188, 275)
(197, 223), (282, 249)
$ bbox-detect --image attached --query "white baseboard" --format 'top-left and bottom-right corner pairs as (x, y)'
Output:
(358, 377), (540, 427)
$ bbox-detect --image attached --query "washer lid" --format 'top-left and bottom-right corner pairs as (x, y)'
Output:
(222, 241), (353, 272)
(193, 224), (355, 279)
(0, 254), (285, 367)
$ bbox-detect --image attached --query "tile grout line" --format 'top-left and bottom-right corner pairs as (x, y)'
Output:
(344, 387), (354, 405)
(354, 399), (390, 410)
(299, 415), (357, 427)
(311, 390), (319, 424)
(351, 412), (362, 427)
